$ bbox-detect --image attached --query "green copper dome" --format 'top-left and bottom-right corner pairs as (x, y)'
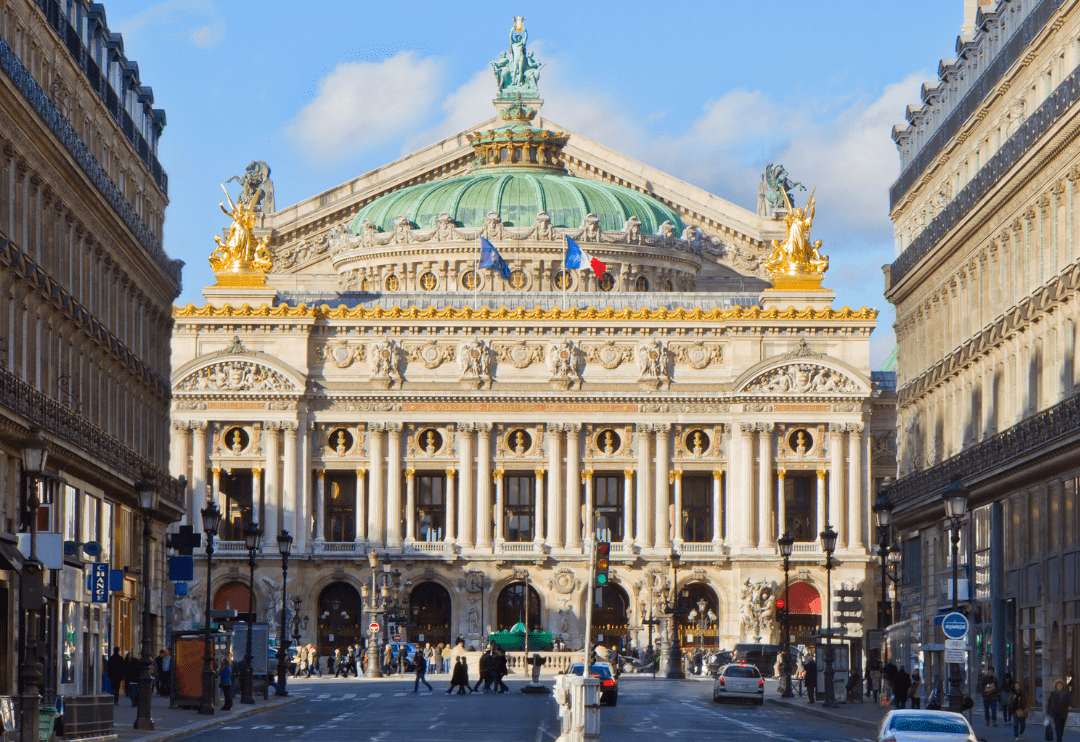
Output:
(350, 168), (684, 235)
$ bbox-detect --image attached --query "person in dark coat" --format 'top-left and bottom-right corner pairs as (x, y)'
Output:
(107, 648), (125, 704)
(413, 652), (432, 693)
(803, 655), (818, 704)
(473, 649), (492, 693)
(893, 666), (912, 709)
(493, 649), (510, 693)
(397, 644), (408, 676)
(1047, 679), (1070, 742)
(446, 656), (473, 694)
(219, 657), (233, 711)
(1000, 671), (1015, 723)
(124, 652), (140, 705)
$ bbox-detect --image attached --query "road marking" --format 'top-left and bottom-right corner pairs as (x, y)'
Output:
(284, 725), (304, 730)
(220, 726), (242, 730)
(393, 692), (406, 696)
(367, 692), (382, 698)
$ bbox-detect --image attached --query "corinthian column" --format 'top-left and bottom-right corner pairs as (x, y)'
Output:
(654, 425), (671, 550)
(282, 424), (298, 547)
(313, 470), (325, 543)
(405, 468), (416, 543)
(776, 468), (786, 541)
(445, 467), (457, 543)
(733, 423), (754, 549)
(458, 424), (475, 547)
(355, 468), (367, 544)
(583, 469), (595, 543)
(565, 424), (582, 550)
(368, 424), (386, 546)
(494, 470), (505, 545)
(533, 469), (545, 544)
(829, 424), (846, 547)
(848, 423), (865, 549)
(816, 469), (827, 541)
(547, 425), (563, 548)
(712, 470), (723, 544)
(672, 470), (683, 546)
(635, 424), (651, 546)
(476, 424), (493, 550)
(263, 425), (280, 551)
(757, 424), (773, 548)
(622, 469), (634, 546)
(386, 423), (403, 548)
(190, 423), (207, 528)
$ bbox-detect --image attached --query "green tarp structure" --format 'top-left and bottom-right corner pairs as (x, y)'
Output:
(488, 621), (553, 651)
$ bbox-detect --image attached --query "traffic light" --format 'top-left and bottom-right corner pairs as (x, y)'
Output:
(595, 541), (610, 586)
(775, 597), (787, 620)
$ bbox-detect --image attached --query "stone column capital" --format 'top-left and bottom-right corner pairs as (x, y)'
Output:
(405, 468), (416, 480)
(252, 467), (262, 477)
(777, 468), (786, 478)
(817, 469), (827, 480)
(494, 469), (505, 481)
(356, 467), (368, 476)
(623, 468), (635, 479)
(445, 467), (457, 477)
(534, 468), (545, 478)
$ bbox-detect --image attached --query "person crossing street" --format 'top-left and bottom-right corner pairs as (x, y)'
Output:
(413, 651), (432, 692)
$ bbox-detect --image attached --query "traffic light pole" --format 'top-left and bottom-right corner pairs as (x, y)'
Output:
(582, 539), (596, 670)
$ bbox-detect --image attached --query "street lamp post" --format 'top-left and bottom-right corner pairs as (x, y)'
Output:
(820, 525), (838, 709)
(685, 599), (715, 665)
(290, 596), (307, 675)
(19, 431), (47, 742)
(873, 477), (897, 632)
(663, 549), (686, 679)
(777, 532), (795, 699)
(199, 502), (222, 715)
(362, 553), (405, 679)
(275, 531), (292, 696)
(943, 479), (969, 713)
(240, 521), (262, 704)
(134, 480), (160, 730)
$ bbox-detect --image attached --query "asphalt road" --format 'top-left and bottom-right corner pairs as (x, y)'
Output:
(172, 675), (877, 742)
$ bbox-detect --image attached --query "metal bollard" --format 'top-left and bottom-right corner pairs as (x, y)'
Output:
(581, 677), (601, 742)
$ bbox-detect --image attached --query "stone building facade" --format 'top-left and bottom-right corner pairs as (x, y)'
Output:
(0, 0), (183, 700)
(171, 28), (896, 666)
(886, 0), (1080, 709)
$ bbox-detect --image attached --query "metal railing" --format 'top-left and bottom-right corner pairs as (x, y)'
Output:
(890, 0), (1062, 209)
(312, 541), (365, 556)
(0, 364), (183, 507)
(890, 54), (1080, 286)
(888, 391), (1080, 508)
(30, 0), (168, 195)
(0, 35), (181, 286)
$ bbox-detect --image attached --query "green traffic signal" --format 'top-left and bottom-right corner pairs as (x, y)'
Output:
(595, 541), (610, 586)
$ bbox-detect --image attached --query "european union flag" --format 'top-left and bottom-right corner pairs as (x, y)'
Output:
(478, 237), (512, 280)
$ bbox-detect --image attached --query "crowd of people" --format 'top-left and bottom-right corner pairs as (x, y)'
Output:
(104, 647), (173, 704)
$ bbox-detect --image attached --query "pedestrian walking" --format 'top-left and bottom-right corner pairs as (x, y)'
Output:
(441, 644), (452, 674)
(1046, 679), (1070, 742)
(383, 642), (393, 674)
(219, 657), (234, 711)
(424, 644), (435, 676)
(493, 649), (509, 693)
(446, 656), (473, 694)
(1002, 672), (1015, 723)
(347, 647), (359, 677)
(803, 655), (817, 704)
(398, 644), (408, 676)
(894, 666), (912, 709)
(329, 648), (339, 677)
(413, 652), (433, 692)
(1009, 681), (1028, 740)
(125, 652), (140, 705)
(473, 648), (492, 693)
(981, 665), (1001, 727)
(909, 669), (922, 709)
(107, 648), (125, 704)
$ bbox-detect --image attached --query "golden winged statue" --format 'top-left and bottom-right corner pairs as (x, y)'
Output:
(763, 187), (829, 285)
(209, 183), (273, 276)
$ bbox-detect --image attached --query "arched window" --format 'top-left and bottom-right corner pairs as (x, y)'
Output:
(496, 583), (541, 632)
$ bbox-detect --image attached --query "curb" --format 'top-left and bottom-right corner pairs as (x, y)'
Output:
(767, 697), (878, 731)
(115, 696), (303, 742)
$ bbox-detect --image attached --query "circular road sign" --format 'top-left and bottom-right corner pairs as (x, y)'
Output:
(941, 612), (968, 640)
(369, 622), (380, 633)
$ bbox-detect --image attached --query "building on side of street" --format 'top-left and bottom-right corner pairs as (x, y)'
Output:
(170, 23), (896, 670)
(0, 0), (184, 701)
(885, 0), (1080, 710)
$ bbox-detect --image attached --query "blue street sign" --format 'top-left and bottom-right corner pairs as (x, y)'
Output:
(941, 611), (968, 640)
(169, 556), (194, 582)
(109, 569), (124, 592)
(175, 582), (188, 596)
(91, 563), (108, 603)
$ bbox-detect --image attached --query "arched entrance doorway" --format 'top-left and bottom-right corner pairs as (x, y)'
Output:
(214, 581), (254, 612)
(410, 582), (451, 647)
(496, 583), (541, 632)
(316, 582), (363, 657)
(786, 581), (822, 647)
(592, 584), (630, 649)
(677, 583), (719, 650)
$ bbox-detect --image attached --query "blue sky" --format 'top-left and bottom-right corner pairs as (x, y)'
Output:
(105, 0), (964, 367)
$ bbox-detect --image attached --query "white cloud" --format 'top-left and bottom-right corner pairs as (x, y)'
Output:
(401, 68), (494, 154)
(118, 0), (226, 50)
(287, 52), (444, 163)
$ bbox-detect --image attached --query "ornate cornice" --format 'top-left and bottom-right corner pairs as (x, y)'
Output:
(174, 303), (878, 323)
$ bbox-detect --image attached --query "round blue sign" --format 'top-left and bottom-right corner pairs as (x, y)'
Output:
(942, 611), (968, 640)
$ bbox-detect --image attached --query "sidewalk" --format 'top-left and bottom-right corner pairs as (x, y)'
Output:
(109, 689), (301, 742)
(768, 691), (1055, 741)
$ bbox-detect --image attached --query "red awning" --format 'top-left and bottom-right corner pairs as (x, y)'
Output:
(787, 582), (821, 614)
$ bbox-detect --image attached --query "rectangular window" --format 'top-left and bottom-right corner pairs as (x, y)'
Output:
(504, 473), (533, 542)
(782, 473), (818, 541)
(63, 485), (78, 541)
(593, 474), (623, 542)
(220, 470), (254, 542)
(682, 475), (712, 543)
(901, 535), (922, 587)
(417, 473), (445, 542)
(325, 474), (355, 542)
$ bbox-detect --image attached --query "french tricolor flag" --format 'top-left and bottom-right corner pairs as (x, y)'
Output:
(564, 236), (606, 275)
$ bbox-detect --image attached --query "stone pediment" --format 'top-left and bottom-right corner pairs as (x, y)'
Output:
(172, 336), (304, 394)
(733, 342), (871, 396)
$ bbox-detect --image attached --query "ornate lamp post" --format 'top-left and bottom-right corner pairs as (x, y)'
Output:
(777, 532), (795, 699)
(290, 596), (308, 674)
(199, 501), (222, 715)
(239, 521), (262, 704)
(685, 598), (716, 660)
(663, 548), (686, 679)
(19, 431), (47, 742)
(943, 479), (969, 713)
(820, 525), (838, 709)
(363, 550), (384, 679)
(275, 531), (292, 696)
(134, 480), (160, 730)
(873, 477), (897, 631)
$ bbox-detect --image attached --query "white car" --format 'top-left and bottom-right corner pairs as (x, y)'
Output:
(877, 710), (978, 742)
(712, 663), (764, 705)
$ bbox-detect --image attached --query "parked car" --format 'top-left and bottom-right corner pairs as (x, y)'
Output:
(567, 663), (618, 706)
(712, 663), (764, 705)
(385, 642), (418, 671)
(876, 710), (978, 742)
(730, 643), (797, 678)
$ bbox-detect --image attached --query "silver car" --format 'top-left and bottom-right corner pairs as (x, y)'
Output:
(876, 710), (978, 742)
(712, 663), (764, 705)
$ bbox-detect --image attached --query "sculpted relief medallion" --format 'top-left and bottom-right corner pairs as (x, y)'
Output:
(494, 340), (544, 369)
(584, 341), (633, 370)
(409, 341), (455, 370)
(745, 363), (859, 394)
(672, 341), (722, 370)
(315, 342), (365, 369)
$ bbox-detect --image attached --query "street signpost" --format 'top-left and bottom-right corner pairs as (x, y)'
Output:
(945, 649), (967, 664)
(941, 612), (968, 640)
(369, 622), (379, 633)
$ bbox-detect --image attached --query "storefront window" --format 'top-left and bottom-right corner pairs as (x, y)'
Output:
(61, 602), (77, 685)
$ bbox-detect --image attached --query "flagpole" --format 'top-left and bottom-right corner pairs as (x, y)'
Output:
(562, 234), (568, 312)
(473, 234), (479, 311)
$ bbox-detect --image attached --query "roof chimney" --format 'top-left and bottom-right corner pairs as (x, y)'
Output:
(962, 0), (994, 36)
